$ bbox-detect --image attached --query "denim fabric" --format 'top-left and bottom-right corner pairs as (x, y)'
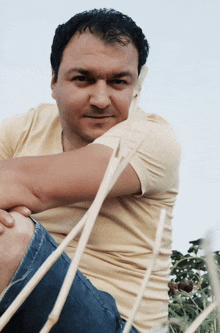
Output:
(0, 218), (139, 333)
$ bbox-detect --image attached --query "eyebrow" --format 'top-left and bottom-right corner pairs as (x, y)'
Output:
(65, 68), (134, 79)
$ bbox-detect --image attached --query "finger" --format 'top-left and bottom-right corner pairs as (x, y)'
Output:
(0, 223), (4, 235)
(9, 206), (32, 216)
(0, 209), (15, 227)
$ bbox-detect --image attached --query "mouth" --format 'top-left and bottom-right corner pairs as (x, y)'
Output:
(83, 115), (114, 120)
(84, 115), (114, 118)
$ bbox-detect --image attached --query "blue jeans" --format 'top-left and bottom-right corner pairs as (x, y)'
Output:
(0, 218), (139, 333)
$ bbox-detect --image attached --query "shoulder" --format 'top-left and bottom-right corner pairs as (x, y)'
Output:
(22, 103), (59, 128)
(93, 108), (181, 155)
(31, 103), (59, 121)
(93, 108), (181, 195)
(1, 103), (58, 129)
(138, 110), (181, 158)
(0, 103), (59, 158)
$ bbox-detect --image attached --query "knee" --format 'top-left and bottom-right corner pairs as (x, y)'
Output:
(0, 213), (35, 263)
(9, 212), (35, 235)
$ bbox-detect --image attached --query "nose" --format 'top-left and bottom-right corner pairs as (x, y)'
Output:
(89, 81), (111, 110)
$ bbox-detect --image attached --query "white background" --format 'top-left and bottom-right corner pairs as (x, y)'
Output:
(1, 0), (219, 253)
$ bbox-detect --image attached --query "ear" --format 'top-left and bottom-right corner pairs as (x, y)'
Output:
(51, 68), (57, 100)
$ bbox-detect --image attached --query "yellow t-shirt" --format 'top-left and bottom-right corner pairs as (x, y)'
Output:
(0, 103), (181, 332)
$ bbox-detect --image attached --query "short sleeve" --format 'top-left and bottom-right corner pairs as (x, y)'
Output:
(92, 109), (181, 196)
(0, 108), (35, 160)
(0, 118), (17, 160)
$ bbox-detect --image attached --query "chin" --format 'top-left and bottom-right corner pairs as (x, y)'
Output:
(85, 129), (109, 143)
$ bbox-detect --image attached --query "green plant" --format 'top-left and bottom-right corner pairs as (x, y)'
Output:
(168, 239), (220, 333)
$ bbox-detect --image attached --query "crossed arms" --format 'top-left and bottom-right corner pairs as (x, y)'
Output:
(0, 143), (141, 218)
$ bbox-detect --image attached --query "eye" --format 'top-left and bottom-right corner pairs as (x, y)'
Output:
(112, 79), (127, 85)
(110, 79), (128, 90)
(73, 76), (88, 82)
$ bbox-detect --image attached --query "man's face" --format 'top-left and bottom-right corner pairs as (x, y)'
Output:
(51, 31), (139, 150)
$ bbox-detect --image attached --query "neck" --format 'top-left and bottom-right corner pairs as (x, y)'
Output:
(62, 132), (88, 152)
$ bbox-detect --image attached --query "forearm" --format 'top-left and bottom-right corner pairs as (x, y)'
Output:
(0, 157), (46, 213)
(0, 154), (86, 213)
(0, 144), (140, 213)
(0, 147), (109, 213)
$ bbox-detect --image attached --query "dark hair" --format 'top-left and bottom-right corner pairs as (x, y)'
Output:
(50, 8), (149, 81)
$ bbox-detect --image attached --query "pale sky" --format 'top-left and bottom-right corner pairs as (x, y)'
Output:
(1, 0), (220, 253)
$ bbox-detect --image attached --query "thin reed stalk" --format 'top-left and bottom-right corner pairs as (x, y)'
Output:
(184, 301), (217, 333)
(122, 209), (166, 333)
(183, 232), (219, 333)
(0, 213), (86, 330)
(203, 233), (220, 327)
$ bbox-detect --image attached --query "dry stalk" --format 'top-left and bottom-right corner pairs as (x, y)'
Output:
(184, 232), (220, 333)
(203, 233), (220, 326)
(184, 301), (217, 333)
(0, 213), (86, 331)
(39, 139), (143, 333)
(122, 209), (166, 333)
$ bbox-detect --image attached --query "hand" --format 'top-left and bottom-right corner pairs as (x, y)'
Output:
(0, 206), (31, 235)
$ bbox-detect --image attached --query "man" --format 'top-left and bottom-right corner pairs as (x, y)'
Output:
(0, 9), (181, 333)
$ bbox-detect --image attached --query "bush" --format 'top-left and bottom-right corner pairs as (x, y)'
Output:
(168, 239), (220, 333)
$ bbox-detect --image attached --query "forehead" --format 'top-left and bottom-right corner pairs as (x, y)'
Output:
(59, 31), (139, 75)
